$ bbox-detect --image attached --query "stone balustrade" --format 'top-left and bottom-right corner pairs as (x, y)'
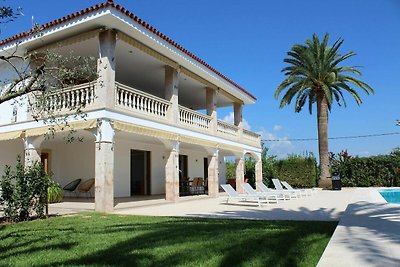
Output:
(42, 81), (260, 147)
(217, 120), (239, 137)
(46, 82), (96, 111)
(179, 106), (211, 130)
(115, 82), (171, 119)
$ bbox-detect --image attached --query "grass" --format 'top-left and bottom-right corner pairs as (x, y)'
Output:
(0, 213), (337, 267)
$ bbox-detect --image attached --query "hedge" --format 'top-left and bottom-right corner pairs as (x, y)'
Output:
(273, 154), (318, 188)
(331, 150), (400, 187)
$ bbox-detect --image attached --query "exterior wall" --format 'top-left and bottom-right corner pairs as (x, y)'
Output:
(180, 148), (207, 180)
(0, 139), (24, 174)
(114, 137), (166, 197)
(0, 99), (28, 125)
(0, 61), (30, 126)
(114, 137), (210, 197)
(41, 138), (95, 188)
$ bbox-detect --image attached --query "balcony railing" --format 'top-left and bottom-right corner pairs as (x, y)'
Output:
(115, 82), (171, 119)
(46, 82), (95, 111)
(217, 120), (239, 137)
(243, 129), (260, 142)
(179, 106), (211, 130)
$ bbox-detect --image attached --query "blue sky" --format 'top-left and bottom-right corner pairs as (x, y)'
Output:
(2, 0), (399, 157)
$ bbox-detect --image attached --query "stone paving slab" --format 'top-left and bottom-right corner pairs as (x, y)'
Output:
(317, 188), (400, 267)
(112, 188), (355, 221)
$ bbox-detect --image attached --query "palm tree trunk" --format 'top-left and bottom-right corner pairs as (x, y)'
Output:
(316, 92), (331, 188)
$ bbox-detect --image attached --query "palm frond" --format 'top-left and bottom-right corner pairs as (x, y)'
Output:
(275, 33), (374, 113)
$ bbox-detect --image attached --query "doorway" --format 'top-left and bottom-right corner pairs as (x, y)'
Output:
(178, 154), (188, 180)
(130, 149), (151, 196)
(41, 151), (51, 174)
(203, 157), (208, 179)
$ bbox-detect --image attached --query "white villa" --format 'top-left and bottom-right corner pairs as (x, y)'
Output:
(0, 1), (262, 212)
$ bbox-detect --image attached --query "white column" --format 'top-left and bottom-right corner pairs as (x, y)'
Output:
(23, 137), (44, 167)
(96, 30), (117, 109)
(95, 119), (115, 213)
(207, 148), (219, 197)
(165, 66), (179, 123)
(235, 156), (245, 193)
(206, 87), (217, 134)
(165, 141), (180, 202)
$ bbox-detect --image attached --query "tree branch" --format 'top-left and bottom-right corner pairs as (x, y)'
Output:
(0, 64), (45, 104)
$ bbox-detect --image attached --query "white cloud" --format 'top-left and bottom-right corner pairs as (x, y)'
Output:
(257, 127), (293, 158)
(273, 125), (283, 132)
(222, 112), (250, 130)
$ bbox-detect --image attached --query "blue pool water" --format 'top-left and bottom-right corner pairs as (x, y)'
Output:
(379, 189), (400, 204)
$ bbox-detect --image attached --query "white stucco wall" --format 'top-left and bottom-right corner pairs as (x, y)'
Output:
(41, 137), (95, 188)
(0, 139), (24, 174)
(114, 137), (166, 197)
(180, 148), (207, 180)
(0, 60), (30, 126)
(0, 134), (225, 198)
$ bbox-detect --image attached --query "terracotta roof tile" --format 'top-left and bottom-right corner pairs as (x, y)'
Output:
(0, 1), (256, 100)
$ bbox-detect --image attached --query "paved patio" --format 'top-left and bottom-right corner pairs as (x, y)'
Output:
(48, 188), (354, 221)
(317, 188), (400, 267)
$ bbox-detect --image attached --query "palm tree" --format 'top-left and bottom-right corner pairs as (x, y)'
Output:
(275, 33), (374, 188)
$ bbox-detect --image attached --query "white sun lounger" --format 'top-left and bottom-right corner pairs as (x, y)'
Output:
(256, 181), (290, 200)
(272, 178), (299, 199)
(240, 183), (279, 203)
(281, 181), (313, 196)
(220, 184), (268, 207)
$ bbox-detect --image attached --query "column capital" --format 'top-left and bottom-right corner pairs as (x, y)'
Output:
(96, 119), (115, 143)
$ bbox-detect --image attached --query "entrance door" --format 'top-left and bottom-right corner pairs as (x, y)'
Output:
(130, 150), (151, 196)
(41, 151), (50, 174)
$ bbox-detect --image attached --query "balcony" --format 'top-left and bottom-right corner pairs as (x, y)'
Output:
(45, 81), (261, 147)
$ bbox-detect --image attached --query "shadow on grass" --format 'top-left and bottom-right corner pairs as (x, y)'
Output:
(0, 215), (336, 267)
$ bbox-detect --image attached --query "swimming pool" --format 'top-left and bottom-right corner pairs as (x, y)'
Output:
(379, 188), (400, 204)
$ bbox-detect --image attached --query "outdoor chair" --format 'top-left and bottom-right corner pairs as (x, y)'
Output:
(190, 177), (205, 195)
(240, 183), (279, 203)
(281, 181), (313, 196)
(76, 178), (95, 197)
(256, 181), (290, 200)
(63, 178), (82, 196)
(272, 179), (299, 199)
(220, 184), (268, 207)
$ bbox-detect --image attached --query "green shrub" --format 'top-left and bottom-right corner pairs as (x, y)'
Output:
(245, 158), (255, 188)
(225, 160), (236, 181)
(330, 149), (400, 187)
(0, 156), (49, 222)
(261, 146), (277, 185)
(273, 153), (318, 188)
(47, 181), (63, 203)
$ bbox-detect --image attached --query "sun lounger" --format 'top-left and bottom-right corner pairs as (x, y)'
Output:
(281, 181), (313, 196)
(256, 181), (290, 200)
(272, 178), (299, 198)
(240, 183), (279, 203)
(220, 184), (268, 207)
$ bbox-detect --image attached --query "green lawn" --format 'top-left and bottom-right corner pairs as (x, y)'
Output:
(0, 213), (336, 267)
